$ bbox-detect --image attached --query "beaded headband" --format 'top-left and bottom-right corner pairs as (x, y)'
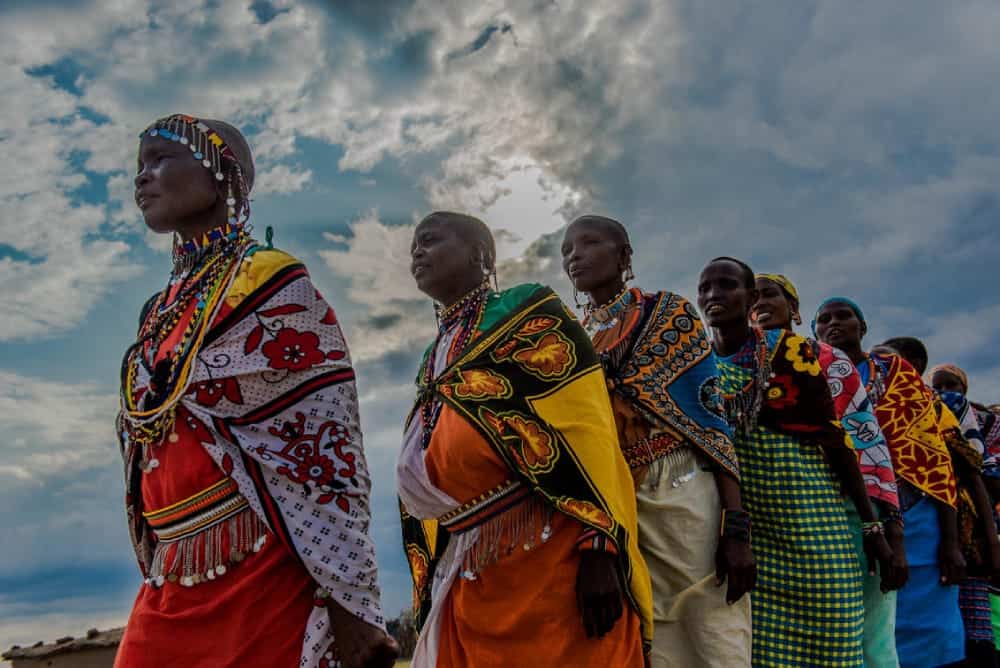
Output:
(139, 114), (250, 227)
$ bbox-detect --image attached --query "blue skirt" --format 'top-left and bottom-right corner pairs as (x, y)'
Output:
(895, 497), (965, 667)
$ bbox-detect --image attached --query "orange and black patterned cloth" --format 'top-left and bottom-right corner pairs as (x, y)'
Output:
(399, 283), (653, 650)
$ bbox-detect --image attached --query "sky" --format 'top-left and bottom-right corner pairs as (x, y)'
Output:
(2, 0), (1000, 654)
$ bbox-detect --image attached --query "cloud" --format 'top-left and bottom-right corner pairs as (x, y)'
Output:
(254, 164), (313, 196)
(318, 209), (575, 365)
(0, 65), (142, 339)
(317, 211), (432, 362)
(5, 0), (1000, 646)
(0, 1), (338, 337)
(0, 371), (119, 481)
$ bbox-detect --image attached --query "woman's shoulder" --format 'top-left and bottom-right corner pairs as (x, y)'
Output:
(244, 247), (302, 278)
(495, 282), (547, 304)
(479, 283), (563, 332)
(225, 247), (306, 306)
(483, 282), (545, 314)
(643, 288), (690, 303)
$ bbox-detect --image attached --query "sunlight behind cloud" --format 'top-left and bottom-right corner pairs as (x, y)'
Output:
(472, 160), (581, 261)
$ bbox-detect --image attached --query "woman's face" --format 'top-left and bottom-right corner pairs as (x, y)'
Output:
(134, 135), (219, 234)
(752, 278), (794, 330)
(697, 260), (755, 329)
(410, 218), (482, 304)
(560, 221), (624, 294)
(814, 302), (865, 349)
(932, 371), (966, 396)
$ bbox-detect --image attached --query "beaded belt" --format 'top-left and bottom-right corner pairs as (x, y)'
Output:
(621, 432), (684, 469)
(143, 478), (248, 543)
(438, 480), (532, 535)
(438, 480), (554, 581)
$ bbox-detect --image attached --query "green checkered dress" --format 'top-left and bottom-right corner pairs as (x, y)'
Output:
(719, 351), (864, 667)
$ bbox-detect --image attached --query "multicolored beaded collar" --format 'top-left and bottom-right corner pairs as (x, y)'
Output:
(171, 221), (249, 274)
(583, 284), (635, 333)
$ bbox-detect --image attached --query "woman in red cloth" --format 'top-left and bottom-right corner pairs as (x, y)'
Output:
(115, 115), (397, 668)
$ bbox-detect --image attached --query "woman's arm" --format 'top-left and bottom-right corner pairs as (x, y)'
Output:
(951, 452), (1000, 580)
(936, 502), (966, 585)
(713, 470), (756, 604)
(822, 441), (903, 590)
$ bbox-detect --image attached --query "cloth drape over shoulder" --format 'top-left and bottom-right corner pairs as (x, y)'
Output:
(400, 284), (653, 647)
(607, 290), (737, 477)
(939, 391), (986, 459)
(816, 341), (898, 508)
(755, 329), (852, 450)
(868, 352), (957, 508)
(119, 248), (384, 667)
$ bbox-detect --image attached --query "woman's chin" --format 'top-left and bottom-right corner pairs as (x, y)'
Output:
(141, 214), (174, 235)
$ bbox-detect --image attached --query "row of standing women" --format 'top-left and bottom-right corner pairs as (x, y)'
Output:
(116, 115), (997, 667)
(400, 211), (1000, 668)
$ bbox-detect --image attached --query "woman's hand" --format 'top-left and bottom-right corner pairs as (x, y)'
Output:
(715, 535), (756, 604)
(862, 531), (902, 591)
(879, 521), (909, 592)
(938, 538), (967, 586)
(576, 549), (625, 638)
(327, 601), (400, 668)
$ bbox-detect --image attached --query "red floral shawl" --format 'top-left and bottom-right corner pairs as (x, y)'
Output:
(119, 248), (386, 667)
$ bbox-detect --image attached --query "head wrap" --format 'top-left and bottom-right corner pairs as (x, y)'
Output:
(811, 296), (866, 337)
(201, 118), (254, 191)
(929, 364), (969, 394)
(756, 273), (799, 303)
(755, 273), (801, 325)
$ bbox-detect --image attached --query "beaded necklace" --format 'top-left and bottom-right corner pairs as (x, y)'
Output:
(418, 279), (492, 449)
(583, 284), (633, 333)
(172, 221), (248, 274)
(720, 327), (772, 435)
(861, 354), (888, 406)
(121, 226), (252, 467)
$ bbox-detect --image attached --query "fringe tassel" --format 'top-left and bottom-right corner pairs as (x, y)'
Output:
(146, 508), (268, 588)
(459, 497), (553, 581)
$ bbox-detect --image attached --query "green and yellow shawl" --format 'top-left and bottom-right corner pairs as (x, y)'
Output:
(400, 284), (653, 645)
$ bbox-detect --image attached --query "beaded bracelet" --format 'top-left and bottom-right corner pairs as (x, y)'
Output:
(720, 509), (752, 543)
(861, 520), (885, 537)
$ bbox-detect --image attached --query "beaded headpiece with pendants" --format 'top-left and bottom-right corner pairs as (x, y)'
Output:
(140, 114), (252, 271)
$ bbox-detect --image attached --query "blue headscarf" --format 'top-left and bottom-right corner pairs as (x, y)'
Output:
(812, 296), (866, 336)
